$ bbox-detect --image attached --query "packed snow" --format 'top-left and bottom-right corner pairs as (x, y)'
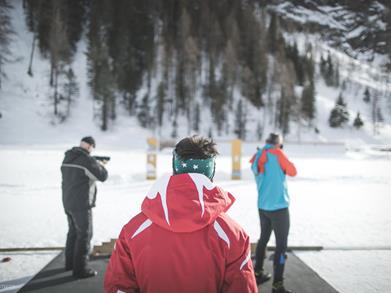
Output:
(296, 251), (391, 293)
(0, 252), (59, 293)
(0, 143), (390, 292)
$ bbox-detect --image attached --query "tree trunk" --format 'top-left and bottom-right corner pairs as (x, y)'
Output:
(0, 57), (2, 89)
(50, 62), (54, 87)
(110, 95), (116, 120)
(54, 67), (58, 115)
(66, 85), (71, 118)
(27, 34), (36, 77)
(102, 95), (108, 131)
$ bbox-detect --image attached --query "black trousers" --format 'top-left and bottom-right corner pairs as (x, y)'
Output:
(65, 209), (93, 274)
(254, 208), (290, 283)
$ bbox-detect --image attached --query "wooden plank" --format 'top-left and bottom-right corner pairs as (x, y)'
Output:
(0, 247), (63, 252)
(250, 243), (323, 253)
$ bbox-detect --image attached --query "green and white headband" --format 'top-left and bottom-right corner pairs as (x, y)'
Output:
(173, 151), (215, 179)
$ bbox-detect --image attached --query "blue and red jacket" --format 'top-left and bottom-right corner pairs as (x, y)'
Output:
(250, 144), (297, 211)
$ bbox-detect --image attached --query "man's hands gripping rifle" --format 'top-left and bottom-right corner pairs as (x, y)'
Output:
(93, 156), (111, 165)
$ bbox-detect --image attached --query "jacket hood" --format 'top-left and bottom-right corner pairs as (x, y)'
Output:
(63, 147), (89, 164)
(141, 173), (235, 233)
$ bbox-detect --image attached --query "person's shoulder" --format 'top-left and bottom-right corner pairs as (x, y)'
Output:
(215, 213), (249, 241)
(268, 148), (285, 158)
(212, 214), (249, 257)
(62, 147), (85, 163)
(76, 148), (97, 165)
(121, 212), (150, 238)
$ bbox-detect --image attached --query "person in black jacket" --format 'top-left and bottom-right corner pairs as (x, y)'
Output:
(61, 136), (108, 278)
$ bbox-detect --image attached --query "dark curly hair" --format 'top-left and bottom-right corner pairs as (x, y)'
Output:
(174, 135), (219, 160)
(266, 133), (283, 145)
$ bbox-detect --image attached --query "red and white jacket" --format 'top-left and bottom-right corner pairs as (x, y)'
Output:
(104, 173), (257, 293)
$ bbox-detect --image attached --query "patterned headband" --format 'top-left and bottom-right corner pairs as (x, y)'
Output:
(173, 151), (215, 179)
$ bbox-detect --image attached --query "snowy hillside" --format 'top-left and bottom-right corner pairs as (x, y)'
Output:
(269, 0), (391, 67)
(0, 0), (390, 146)
(0, 2), (148, 147)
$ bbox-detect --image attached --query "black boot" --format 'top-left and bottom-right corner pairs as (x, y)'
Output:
(73, 268), (97, 279)
(254, 269), (271, 285)
(272, 281), (294, 293)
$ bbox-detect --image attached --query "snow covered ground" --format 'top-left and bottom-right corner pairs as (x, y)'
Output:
(0, 251), (59, 293)
(296, 251), (391, 293)
(0, 143), (390, 292)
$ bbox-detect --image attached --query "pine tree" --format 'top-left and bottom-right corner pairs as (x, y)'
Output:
(334, 62), (340, 87)
(49, 5), (71, 116)
(109, 1), (156, 114)
(353, 112), (364, 129)
(277, 88), (290, 135)
(98, 57), (115, 131)
(27, 33), (36, 76)
(234, 99), (247, 140)
(212, 83), (226, 135)
(175, 8), (191, 113)
(184, 36), (199, 133)
(86, 1), (115, 131)
(328, 93), (350, 128)
(63, 68), (79, 119)
(267, 12), (278, 53)
(256, 122), (263, 141)
(62, 0), (88, 54)
(171, 115), (178, 139)
(276, 52), (296, 135)
(241, 66), (257, 107)
(301, 80), (316, 121)
(156, 81), (166, 127)
(363, 87), (371, 103)
(137, 94), (150, 128)
(208, 55), (226, 135)
(222, 39), (238, 109)
(23, 0), (86, 76)
(24, 0), (37, 76)
(32, 1), (52, 58)
(301, 51), (315, 86)
(377, 107), (384, 123)
(0, 0), (14, 89)
(320, 55), (327, 78)
(240, 6), (267, 108)
(321, 52), (338, 87)
(371, 91), (379, 134)
(193, 103), (200, 132)
(286, 42), (305, 85)
(325, 53), (334, 86)
(208, 128), (213, 139)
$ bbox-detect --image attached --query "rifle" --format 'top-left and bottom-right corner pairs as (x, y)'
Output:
(93, 156), (111, 162)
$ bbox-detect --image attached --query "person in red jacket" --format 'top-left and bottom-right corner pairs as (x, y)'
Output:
(104, 135), (257, 293)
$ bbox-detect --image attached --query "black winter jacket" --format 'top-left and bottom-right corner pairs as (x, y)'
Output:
(61, 147), (108, 211)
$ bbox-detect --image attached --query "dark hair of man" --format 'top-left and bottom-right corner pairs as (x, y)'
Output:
(265, 133), (281, 145)
(81, 136), (96, 148)
(174, 135), (219, 160)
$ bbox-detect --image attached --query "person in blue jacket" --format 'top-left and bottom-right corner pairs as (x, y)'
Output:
(250, 133), (297, 293)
